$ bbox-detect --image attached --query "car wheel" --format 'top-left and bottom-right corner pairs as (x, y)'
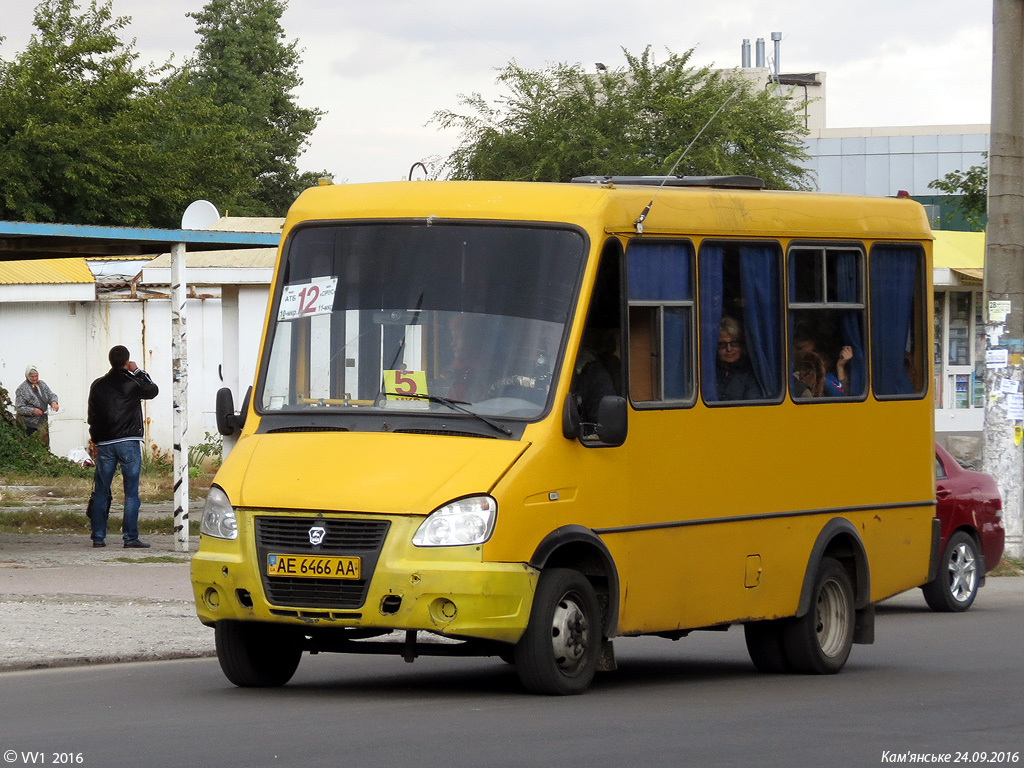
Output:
(782, 556), (854, 674)
(215, 620), (303, 687)
(514, 568), (601, 695)
(922, 531), (980, 612)
(744, 619), (793, 673)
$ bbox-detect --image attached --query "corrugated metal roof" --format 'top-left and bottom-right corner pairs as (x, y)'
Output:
(0, 257), (94, 285)
(209, 217), (284, 234)
(144, 247), (277, 269)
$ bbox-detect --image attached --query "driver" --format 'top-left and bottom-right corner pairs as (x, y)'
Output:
(446, 314), (495, 402)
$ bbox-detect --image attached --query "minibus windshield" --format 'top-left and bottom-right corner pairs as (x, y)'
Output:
(259, 222), (586, 421)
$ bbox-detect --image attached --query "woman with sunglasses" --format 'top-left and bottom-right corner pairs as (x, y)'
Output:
(716, 316), (760, 401)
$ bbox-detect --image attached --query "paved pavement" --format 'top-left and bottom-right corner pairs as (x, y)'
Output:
(0, 529), (215, 672)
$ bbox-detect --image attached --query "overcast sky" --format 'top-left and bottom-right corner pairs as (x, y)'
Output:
(2, 0), (994, 187)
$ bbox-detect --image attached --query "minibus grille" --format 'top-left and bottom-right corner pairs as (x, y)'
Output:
(255, 516), (390, 610)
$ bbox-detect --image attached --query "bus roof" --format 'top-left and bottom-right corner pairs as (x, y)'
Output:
(285, 180), (933, 243)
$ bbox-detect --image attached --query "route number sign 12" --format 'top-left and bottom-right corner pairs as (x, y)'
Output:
(278, 276), (338, 320)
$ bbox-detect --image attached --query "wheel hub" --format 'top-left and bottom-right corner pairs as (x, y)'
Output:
(815, 578), (851, 658)
(948, 542), (978, 603)
(550, 595), (589, 672)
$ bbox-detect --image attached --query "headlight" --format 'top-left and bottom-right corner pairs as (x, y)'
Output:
(200, 486), (238, 540)
(412, 495), (497, 547)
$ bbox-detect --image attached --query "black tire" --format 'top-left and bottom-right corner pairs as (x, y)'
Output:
(922, 531), (980, 613)
(783, 556), (855, 674)
(744, 619), (792, 673)
(514, 568), (601, 695)
(215, 620), (303, 687)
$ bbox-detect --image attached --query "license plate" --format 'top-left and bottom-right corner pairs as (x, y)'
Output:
(266, 553), (361, 580)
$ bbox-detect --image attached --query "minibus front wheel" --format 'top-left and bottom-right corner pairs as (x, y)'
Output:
(215, 620), (303, 687)
(514, 568), (601, 695)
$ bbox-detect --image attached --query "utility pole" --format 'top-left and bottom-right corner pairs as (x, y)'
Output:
(171, 241), (190, 553)
(983, 0), (1024, 559)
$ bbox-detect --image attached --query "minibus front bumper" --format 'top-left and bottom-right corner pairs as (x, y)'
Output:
(191, 514), (538, 645)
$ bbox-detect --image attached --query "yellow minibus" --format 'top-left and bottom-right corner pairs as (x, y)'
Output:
(193, 176), (937, 694)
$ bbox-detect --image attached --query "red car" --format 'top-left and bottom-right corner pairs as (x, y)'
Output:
(923, 444), (1006, 612)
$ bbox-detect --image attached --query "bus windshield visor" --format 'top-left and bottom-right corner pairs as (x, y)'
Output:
(259, 222), (586, 421)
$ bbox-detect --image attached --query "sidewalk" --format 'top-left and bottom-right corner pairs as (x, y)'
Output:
(0, 530), (215, 672)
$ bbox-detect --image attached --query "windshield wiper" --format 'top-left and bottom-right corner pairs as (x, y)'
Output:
(383, 391), (513, 436)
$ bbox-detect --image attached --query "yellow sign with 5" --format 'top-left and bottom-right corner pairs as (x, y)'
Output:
(383, 370), (428, 401)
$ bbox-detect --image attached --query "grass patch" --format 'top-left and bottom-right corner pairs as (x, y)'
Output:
(990, 556), (1024, 577)
(0, 509), (200, 536)
(0, 509), (88, 533)
(110, 555), (190, 563)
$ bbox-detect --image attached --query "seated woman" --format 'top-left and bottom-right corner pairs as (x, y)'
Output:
(792, 349), (826, 398)
(793, 327), (851, 397)
(716, 316), (760, 401)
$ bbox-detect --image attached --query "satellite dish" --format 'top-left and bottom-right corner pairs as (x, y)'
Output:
(181, 199), (221, 230)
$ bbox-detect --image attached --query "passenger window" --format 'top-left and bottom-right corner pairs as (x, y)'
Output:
(870, 244), (927, 398)
(699, 242), (784, 404)
(626, 240), (695, 405)
(788, 246), (866, 400)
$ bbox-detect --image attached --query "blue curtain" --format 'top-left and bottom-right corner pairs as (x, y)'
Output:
(627, 242), (690, 302)
(835, 251), (866, 396)
(663, 308), (689, 400)
(627, 242), (692, 399)
(871, 246), (920, 396)
(700, 244), (781, 401)
(698, 245), (724, 402)
(739, 246), (782, 398)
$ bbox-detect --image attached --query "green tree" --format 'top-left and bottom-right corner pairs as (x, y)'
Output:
(181, 0), (324, 215)
(928, 160), (988, 230)
(432, 48), (811, 189)
(0, 0), (251, 227)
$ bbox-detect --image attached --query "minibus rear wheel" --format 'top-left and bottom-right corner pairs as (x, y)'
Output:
(215, 620), (303, 687)
(782, 556), (854, 674)
(743, 619), (792, 673)
(514, 568), (601, 695)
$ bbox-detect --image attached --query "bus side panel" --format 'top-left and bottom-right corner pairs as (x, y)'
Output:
(609, 396), (933, 634)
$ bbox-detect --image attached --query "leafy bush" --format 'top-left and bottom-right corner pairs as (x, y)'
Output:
(0, 384), (92, 478)
(188, 431), (222, 468)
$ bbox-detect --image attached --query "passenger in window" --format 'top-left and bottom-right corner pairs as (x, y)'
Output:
(792, 350), (826, 398)
(572, 328), (619, 424)
(793, 328), (851, 397)
(716, 316), (760, 401)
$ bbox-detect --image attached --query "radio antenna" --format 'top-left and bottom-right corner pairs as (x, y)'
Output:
(635, 82), (743, 234)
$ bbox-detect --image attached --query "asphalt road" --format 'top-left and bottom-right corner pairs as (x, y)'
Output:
(1, 581), (1021, 768)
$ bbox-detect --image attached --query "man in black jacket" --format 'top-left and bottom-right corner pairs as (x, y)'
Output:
(87, 345), (160, 548)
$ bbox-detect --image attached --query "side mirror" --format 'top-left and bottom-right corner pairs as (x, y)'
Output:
(595, 396), (628, 447)
(216, 386), (250, 436)
(562, 393), (627, 447)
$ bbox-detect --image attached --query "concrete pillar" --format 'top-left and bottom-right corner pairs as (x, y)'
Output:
(983, 0), (1024, 558)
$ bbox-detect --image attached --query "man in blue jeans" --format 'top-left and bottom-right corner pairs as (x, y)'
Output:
(87, 345), (160, 548)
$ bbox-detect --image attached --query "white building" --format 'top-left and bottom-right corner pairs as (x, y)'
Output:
(0, 219), (280, 460)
